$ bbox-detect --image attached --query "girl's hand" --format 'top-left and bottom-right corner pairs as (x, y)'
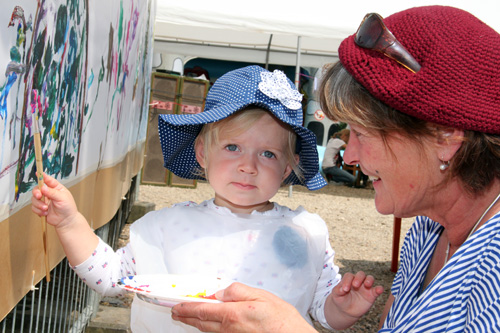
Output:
(31, 172), (79, 229)
(32, 172), (99, 266)
(326, 271), (384, 329)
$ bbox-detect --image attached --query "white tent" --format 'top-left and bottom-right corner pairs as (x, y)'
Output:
(154, 0), (500, 69)
(153, 1), (500, 198)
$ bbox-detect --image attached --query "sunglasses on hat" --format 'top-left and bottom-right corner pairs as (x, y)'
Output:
(355, 13), (421, 73)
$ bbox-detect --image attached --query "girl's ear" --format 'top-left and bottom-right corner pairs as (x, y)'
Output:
(194, 139), (206, 168)
(282, 154), (299, 181)
(436, 127), (464, 161)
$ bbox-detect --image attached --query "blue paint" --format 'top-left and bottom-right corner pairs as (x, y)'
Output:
(0, 72), (19, 169)
(88, 70), (94, 89)
(0, 72), (18, 120)
(272, 225), (308, 268)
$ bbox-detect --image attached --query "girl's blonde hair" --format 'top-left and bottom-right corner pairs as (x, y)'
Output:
(194, 107), (303, 183)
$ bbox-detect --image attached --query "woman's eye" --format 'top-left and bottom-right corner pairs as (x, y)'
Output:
(225, 144), (239, 152)
(262, 151), (275, 158)
(351, 129), (363, 137)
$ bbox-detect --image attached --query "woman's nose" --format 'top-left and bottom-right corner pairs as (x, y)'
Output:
(343, 142), (359, 166)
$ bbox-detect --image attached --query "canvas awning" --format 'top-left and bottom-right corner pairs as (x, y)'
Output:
(154, 0), (500, 68)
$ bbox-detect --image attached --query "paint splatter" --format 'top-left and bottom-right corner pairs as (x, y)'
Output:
(1, 0), (154, 216)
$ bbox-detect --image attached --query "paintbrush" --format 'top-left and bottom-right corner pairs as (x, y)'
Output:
(32, 104), (50, 282)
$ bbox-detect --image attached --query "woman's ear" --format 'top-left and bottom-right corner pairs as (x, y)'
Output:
(436, 127), (464, 161)
(194, 139), (206, 168)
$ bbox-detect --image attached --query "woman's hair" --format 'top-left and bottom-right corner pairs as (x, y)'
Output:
(194, 107), (303, 182)
(319, 61), (500, 195)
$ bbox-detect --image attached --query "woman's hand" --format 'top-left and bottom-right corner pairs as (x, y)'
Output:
(172, 282), (317, 332)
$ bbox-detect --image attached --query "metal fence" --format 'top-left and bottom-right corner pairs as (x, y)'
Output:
(1, 176), (137, 333)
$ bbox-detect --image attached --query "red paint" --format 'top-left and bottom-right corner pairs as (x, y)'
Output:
(199, 293), (217, 300)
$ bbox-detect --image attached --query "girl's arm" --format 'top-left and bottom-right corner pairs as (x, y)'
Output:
(32, 172), (99, 266)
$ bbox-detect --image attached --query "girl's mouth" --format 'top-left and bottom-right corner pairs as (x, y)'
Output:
(233, 182), (257, 190)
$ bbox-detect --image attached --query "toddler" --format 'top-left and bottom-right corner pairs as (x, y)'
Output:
(32, 66), (381, 332)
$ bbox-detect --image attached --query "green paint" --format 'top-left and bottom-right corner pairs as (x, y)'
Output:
(54, 6), (68, 51)
(118, 0), (124, 44)
(98, 57), (105, 82)
(10, 46), (21, 62)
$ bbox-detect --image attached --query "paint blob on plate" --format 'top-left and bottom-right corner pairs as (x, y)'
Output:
(117, 274), (232, 307)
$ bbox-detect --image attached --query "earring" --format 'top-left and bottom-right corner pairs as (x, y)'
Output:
(439, 160), (449, 171)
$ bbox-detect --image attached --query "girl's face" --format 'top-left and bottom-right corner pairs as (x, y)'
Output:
(196, 113), (295, 214)
(343, 124), (442, 218)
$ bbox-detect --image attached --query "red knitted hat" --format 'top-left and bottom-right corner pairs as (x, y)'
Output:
(339, 6), (500, 134)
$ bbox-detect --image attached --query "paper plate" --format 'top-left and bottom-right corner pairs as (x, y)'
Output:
(117, 274), (232, 308)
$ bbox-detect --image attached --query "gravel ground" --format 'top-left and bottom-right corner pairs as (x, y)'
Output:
(120, 181), (413, 332)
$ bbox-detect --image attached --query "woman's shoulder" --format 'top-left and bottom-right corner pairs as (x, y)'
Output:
(399, 216), (442, 262)
(408, 216), (442, 236)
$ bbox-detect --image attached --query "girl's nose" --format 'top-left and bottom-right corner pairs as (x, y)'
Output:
(238, 154), (258, 174)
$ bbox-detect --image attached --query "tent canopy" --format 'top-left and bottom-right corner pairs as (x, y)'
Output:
(154, 0), (500, 68)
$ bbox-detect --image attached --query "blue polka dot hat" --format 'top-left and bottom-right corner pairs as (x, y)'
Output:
(158, 65), (327, 191)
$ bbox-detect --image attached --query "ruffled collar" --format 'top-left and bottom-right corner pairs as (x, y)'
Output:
(203, 198), (294, 218)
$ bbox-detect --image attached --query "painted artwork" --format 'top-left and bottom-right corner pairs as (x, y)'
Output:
(0, 0), (155, 220)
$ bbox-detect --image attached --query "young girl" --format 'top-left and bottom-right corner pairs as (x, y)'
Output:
(32, 66), (382, 332)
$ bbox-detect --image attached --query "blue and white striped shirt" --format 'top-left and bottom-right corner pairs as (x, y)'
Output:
(381, 212), (500, 332)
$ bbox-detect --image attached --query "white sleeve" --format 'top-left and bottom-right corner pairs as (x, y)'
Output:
(309, 236), (341, 330)
(331, 138), (346, 150)
(71, 237), (136, 296)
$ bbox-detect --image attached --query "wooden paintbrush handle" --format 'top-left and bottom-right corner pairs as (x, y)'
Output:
(33, 132), (50, 282)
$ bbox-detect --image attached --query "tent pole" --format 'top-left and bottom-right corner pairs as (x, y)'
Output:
(265, 34), (273, 70)
(294, 36), (302, 89)
(289, 36), (302, 198)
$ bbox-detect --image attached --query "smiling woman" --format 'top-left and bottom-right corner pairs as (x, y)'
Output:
(319, 5), (500, 332)
(343, 122), (439, 217)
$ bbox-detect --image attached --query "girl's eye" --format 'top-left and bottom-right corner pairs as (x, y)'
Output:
(262, 151), (275, 159)
(225, 144), (239, 152)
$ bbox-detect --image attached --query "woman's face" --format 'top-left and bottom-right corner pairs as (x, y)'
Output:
(343, 124), (441, 217)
